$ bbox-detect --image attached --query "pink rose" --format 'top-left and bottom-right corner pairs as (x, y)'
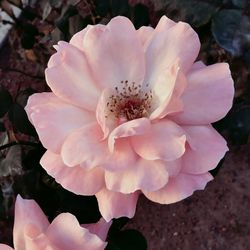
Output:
(0, 195), (111, 250)
(25, 16), (234, 222)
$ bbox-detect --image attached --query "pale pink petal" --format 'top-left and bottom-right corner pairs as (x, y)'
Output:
(137, 16), (176, 51)
(144, 173), (213, 204)
(102, 139), (138, 172)
(0, 244), (14, 250)
(172, 63), (234, 124)
(25, 92), (94, 153)
(108, 118), (151, 152)
(69, 25), (92, 51)
(61, 123), (109, 168)
(136, 26), (154, 49)
(191, 60), (206, 71)
(131, 119), (186, 161)
(45, 41), (100, 111)
(46, 213), (106, 250)
(83, 218), (112, 242)
(105, 158), (169, 193)
(181, 125), (228, 174)
(40, 151), (104, 195)
(145, 21), (200, 86)
(83, 16), (145, 89)
(149, 62), (185, 120)
(96, 89), (118, 139)
(96, 189), (139, 222)
(13, 195), (49, 250)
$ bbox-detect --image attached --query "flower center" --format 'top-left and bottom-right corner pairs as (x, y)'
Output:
(106, 80), (153, 121)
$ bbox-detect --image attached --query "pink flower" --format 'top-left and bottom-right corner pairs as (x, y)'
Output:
(25, 16), (234, 222)
(0, 195), (111, 250)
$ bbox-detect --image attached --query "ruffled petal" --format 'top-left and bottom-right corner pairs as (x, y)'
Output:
(108, 118), (151, 152)
(181, 125), (228, 174)
(46, 213), (106, 250)
(105, 158), (169, 193)
(13, 195), (50, 250)
(25, 92), (94, 153)
(144, 173), (213, 204)
(131, 119), (186, 161)
(83, 16), (145, 89)
(83, 218), (112, 242)
(69, 25), (92, 51)
(0, 244), (14, 250)
(172, 63), (234, 124)
(61, 123), (109, 168)
(45, 41), (100, 110)
(145, 21), (200, 86)
(40, 151), (105, 195)
(96, 189), (139, 222)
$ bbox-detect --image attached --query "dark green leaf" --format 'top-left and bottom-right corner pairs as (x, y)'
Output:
(111, 0), (129, 17)
(8, 103), (37, 136)
(212, 9), (250, 55)
(133, 4), (150, 29)
(16, 88), (35, 107)
(0, 86), (13, 118)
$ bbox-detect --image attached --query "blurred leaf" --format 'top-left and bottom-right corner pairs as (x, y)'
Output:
(42, 2), (53, 21)
(106, 229), (147, 250)
(16, 88), (35, 107)
(50, 0), (63, 8)
(232, 0), (250, 9)
(0, 0), (15, 19)
(96, 0), (109, 16)
(0, 132), (8, 146)
(8, 103), (36, 136)
(55, 4), (78, 34)
(0, 123), (5, 132)
(0, 146), (22, 177)
(0, 86), (13, 118)
(69, 15), (85, 37)
(8, 0), (22, 8)
(111, 0), (129, 16)
(229, 107), (250, 144)
(164, 0), (218, 27)
(212, 9), (250, 56)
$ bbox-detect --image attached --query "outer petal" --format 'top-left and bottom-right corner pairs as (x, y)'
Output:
(25, 92), (94, 153)
(145, 21), (200, 85)
(96, 189), (139, 222)
(105, 158), (169, 193)
(181, 125), (228, 174)
(13, 195), (50, 250)
(69, 25), (92, 51)
(40, 151), (104, 195)
(108, 118), (151, 152)
(144, 173), (213, 204)
(0, 244), (14, 250)
(83, 17), (145, 89)
(83, 218), (112, 242)
(172, 63), (234, 124)
(46, 213), (106, 250)
(136, 26), (154, 49)
(61, 123), (109, 168)
(131, 120), (186, 161)
(45, 41), (100, 111)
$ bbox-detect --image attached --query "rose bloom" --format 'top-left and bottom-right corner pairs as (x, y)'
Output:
(25, 16), (234, 222)
(0, 195), (111, 250)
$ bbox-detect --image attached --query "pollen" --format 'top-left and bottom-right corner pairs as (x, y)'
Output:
(106, 80), (153, 121)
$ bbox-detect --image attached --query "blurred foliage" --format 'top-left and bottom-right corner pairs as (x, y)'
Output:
(0, 0), (250, 248)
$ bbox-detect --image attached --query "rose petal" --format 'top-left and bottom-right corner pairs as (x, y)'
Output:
(172, 63), (234, 124)
(83, 218), (112, 242)
(25, 92), (94, 153)
(131, 119), (186, 161)
(181, 125), (228, 174)
(40, 151), (105, 195)
(83, 16), (145, 89)
(96, 189), (139, 222)
(144, 173), (213, 204)
(13, 195), (50, 250)
(46, 213), (106, 250)
(108, 118), (151, 152)
(61, 123), (108, 168)
(145, 21), (200, 85)
(0, 244), (14, 250)
(45, 41), (100, 110)
(105, 158), (169, 193)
